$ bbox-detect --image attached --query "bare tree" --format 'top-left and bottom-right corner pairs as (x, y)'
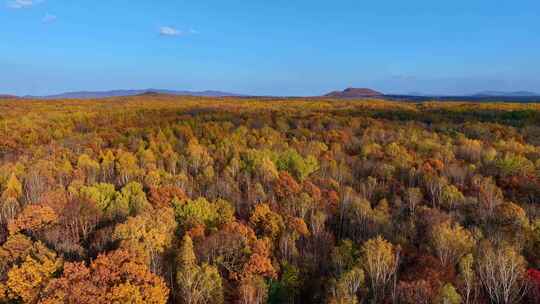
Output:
(477, 244), (528, 304)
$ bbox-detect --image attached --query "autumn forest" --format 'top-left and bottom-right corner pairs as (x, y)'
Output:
(0, 96), (539, 304)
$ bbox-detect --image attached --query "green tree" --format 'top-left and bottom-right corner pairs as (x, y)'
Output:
(117, 181), (149, 215)
(173, 197), (234, 231)
(79, 183), (126, 219)
(434, 284), (461, 304)
(276, 149), (319, 181)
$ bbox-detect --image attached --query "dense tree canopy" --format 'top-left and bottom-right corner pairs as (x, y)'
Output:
(0, 95), (539, 303)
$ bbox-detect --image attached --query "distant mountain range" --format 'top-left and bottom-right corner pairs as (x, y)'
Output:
(472, 91), (539, 97)
(1, 88), (538, 101)
(18, 89), (242, 99)
(322, 88), (540, 99)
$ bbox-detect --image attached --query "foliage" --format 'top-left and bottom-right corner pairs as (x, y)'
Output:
(0, 96), (539, 303)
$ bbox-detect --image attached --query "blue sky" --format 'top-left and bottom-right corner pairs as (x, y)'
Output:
(1, 0), (539, 96)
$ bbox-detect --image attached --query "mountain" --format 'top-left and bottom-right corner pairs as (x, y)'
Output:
(472, 91), (539, 97)
(324, 88), (383, 98)
(23, 89), (242, 99)
(0, 94), (18, 99)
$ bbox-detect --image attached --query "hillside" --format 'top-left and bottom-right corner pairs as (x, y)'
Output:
(324, 87), (383, 98)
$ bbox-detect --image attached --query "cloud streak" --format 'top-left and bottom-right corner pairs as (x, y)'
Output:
(159, 26), (198, 37)
(7, 0), (42, 9)
(159, 26), (181, 36)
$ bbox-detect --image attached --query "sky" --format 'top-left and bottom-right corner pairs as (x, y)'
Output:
(1, 0), (539, 96)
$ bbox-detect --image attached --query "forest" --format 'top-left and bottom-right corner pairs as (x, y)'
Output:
(0, 95), (539, 304)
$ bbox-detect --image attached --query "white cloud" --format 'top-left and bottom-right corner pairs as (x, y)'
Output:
(159, 26), (198, 37)
(42, 13), (56, 23)
(159, 26), (181, 36)
(7, 0), (42, 9)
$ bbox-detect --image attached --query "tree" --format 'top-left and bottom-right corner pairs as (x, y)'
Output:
(458, 254), (476, 304)
(268, 262), (302, 304)
(117, 181), (150, 215)
(274, 171), (302, 201)
(441, 184), (464, 210)
(99, 149), (115, 182)
(474, 176), (503, 220)
(397, 279), (433, 304)
(331, 240), (358, 277)
(477, 243), (528, 304)
(242, 238), (277, 280)
(147, 185), (185, 205)
(405, 187), (423, 215)
(493, 201), (529, 240)
(176, 235), (223, 304)
(494, 153), (535, 177)
(434, 283), (461, 304)
(8, 204), (58, 236)
(116, 150), (140, 185)
(4, 242), (62, 303)
(113, 207), (177, 272)
(77, 154), (100, 184)
(3, 173), (22, 199)
(173, 197), (234, 231)
(249, 203), (284, 239)
(276, 149), (319, 181)
(360, 236), (399, 302)
(423, 174), (447, 208)
(185, 139), (213, 175)
(238, 275), (268, 304)
(330, 267), (365, 304)
(527, 269), (540, 303)
(1, 173), (23, 223)
(39, 249), (169, 304)
(78, 183), (125, 218)
(430, 221), (474, 266)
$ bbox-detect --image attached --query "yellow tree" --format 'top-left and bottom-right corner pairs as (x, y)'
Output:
(176, 235), (223, 304)
(329, 267), (365, 304)
(1, 173), (23, 223)
(360, 236), (399, 303)
(77, 154), (100, 184)
(430, 221), (474, 266)
(113, 207), (177, 273)
(458, 254), (476, 304)
(116, 150), (141, 186)
(4, 242), (62, 303)
(249, 203), (284, 239)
